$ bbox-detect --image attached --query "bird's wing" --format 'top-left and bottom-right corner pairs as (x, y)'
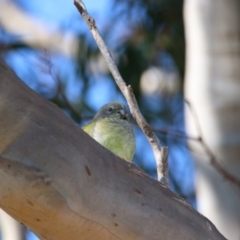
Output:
(82, 121), (95, 137)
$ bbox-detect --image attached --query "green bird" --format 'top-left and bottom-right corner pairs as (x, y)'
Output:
(82, 102), (135, 162)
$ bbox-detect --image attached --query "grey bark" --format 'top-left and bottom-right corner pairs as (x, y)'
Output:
(0, 58), (225, 240)
(184, 0), (240, 239)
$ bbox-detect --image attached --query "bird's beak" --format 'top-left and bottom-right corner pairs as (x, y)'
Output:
(119, 109), (128, 120)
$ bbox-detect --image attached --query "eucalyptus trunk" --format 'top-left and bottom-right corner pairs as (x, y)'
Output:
(184, 0), (240, 239)
(0, 58), (225, 240)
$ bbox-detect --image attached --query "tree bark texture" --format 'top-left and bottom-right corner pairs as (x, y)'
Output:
(184, 0), (240, 239)
(0, 58), (225, 240)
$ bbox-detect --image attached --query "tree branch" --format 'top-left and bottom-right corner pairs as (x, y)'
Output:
(185, 100), (240, 189)
(73, 0), (168, 185)
(0, 57), (226, 240)
(37, 51), (82, 122)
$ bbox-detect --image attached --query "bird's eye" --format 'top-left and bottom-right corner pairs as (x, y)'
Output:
(108, 107), (113, 112)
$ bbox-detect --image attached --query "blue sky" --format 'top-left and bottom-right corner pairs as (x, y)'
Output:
(16, 0), (111, 31)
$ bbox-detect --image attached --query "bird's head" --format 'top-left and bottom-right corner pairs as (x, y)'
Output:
(93, 102), (130, 122)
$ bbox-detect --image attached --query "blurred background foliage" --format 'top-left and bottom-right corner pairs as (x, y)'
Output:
(0, 0), (195, 209)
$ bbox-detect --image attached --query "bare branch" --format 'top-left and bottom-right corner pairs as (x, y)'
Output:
(148, 126), (200, 141)
(158, 147), (169, 185)
(37, 51), (82, 122)
(185, 100), (240, 189)
(73, 0), (168, 185)
(0, 58), (227, 239)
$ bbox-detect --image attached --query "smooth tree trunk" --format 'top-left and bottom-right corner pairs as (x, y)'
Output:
(0, 209), (25, 240)
(184, 0), (240, 239)
(0, 58), (225, 240)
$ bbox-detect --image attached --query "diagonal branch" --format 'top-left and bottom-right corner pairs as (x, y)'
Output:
(0, 58), (227, 240)
(74, 0), (168, 184)
(185, 100), (240, 189)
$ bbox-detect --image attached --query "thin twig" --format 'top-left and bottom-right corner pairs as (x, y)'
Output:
(151, 126), (200, 141)
(185, 100), (240, 188)
(74, 0), (168, 185)
(38, 51), (82, 121)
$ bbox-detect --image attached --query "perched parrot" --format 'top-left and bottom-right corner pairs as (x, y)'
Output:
(82, 102), (135, 162)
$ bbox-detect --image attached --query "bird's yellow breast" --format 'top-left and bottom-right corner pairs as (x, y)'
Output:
(83, 117), (135, 162)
